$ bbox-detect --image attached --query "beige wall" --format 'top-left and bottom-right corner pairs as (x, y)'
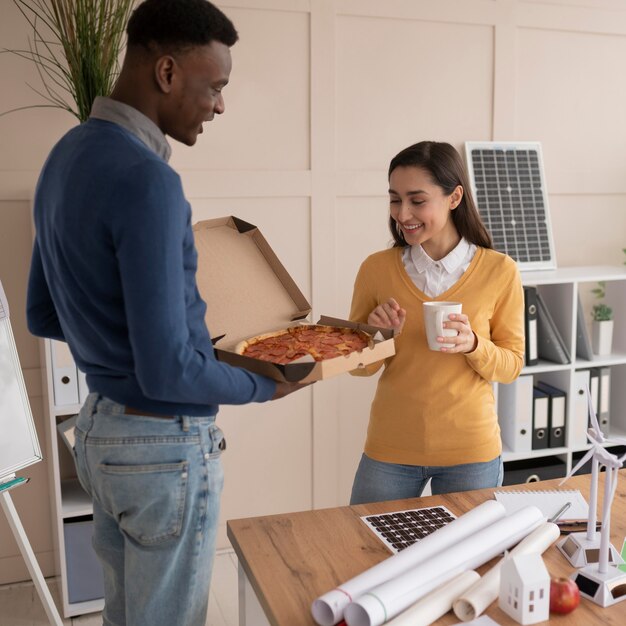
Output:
(1, 0), (626, 584)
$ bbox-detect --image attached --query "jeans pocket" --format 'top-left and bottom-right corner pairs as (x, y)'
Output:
(98, 461), (188, 546)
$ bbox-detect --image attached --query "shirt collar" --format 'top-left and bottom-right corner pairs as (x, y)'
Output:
(89, 96), (171, 162)
(410, 237), (472, 273)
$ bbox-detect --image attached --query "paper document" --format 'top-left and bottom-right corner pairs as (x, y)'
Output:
(494, 489), (588, 521)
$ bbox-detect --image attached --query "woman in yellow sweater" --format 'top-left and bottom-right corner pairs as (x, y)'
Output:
(349, 141), (524, 504)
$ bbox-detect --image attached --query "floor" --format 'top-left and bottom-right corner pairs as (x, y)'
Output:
(0, 549), (239, 626)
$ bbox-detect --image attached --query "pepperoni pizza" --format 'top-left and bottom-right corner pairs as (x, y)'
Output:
(236, 324), (372, 365)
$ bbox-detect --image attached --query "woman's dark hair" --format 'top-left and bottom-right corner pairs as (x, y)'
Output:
(387, 141), (493, 249)
(127, 0), (238, 53)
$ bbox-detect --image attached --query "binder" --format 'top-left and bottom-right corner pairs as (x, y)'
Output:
(598, 367), (611, 435)
(523, 286), (538, 366)
(572, 370), (591, 447)
(536, 292), (570, 364)
(576, 294), (593, 361)
(77, 369), (89, 404)
(498, 375), (533, 453)
(532, 387), (550, 450)
(535, 381), (567, 448)
(50, 339), (79, 406)
(589, 368), (600, 428)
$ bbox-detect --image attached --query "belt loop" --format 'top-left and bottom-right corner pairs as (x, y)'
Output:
(181, 415), (190, 432)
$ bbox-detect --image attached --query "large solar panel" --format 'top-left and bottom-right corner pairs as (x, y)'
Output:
(465, 141), (556, 270)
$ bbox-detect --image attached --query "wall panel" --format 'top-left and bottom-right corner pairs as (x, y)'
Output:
(516, 26), (626, 194)
(336, 16), (494, 170)
(171, 7), (311, 171)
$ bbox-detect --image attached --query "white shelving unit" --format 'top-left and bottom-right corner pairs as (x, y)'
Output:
(501, 265), (626, 481)
(40, 339), (104, 618)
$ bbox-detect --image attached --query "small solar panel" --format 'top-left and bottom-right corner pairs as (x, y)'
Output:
(361, 505), (456, 553)
(465, 141), (557, 271)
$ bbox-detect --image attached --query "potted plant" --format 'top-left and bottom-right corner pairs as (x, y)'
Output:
(591, 282), (614, 356)
(3, 0), (134, 122)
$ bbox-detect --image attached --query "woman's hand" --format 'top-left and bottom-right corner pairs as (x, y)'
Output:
(367, 298), (406, 333)
(440, 313), (478, 353)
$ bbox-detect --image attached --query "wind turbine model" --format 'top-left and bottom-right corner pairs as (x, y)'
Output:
(556, 388), (626, 607)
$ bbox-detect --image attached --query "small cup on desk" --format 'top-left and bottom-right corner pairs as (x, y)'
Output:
(423, 301), (462, 351)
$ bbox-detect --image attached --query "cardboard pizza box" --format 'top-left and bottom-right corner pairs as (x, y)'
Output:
(193, 216), (395, 383)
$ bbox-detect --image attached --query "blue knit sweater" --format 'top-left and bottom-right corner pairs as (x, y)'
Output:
(27, 118), (276, 415)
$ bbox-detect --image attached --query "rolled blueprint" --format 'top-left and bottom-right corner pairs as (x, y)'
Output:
(344, 505), (544, 626)
(311, 500), (506, 626)
(452, 521), (560, 622)
(384, 570), (480, 626)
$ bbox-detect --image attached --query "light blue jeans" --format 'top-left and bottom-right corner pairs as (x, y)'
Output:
(73, 394), (225, 626)
(350, 453), (503, 505)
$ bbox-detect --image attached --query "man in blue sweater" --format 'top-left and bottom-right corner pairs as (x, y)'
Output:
(26, 1), (308, 624)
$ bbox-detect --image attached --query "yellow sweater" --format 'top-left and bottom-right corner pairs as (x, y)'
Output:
(350, 246), (524, 466)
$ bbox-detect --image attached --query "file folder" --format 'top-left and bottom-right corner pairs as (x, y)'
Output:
(598, 366), (611, 435)
(535, 381), (567, 448)
(77, 369), (89, 404)
(523, 286), (538, 366)
(50, 339), (79, 406)
(498, 375), (533, 453)
(536, 292), (570, 364)
(532, 386), (550, 450)
(589, 368), (599, 428)
(576, 294), (593, 361)
(572, 370), (591, 447)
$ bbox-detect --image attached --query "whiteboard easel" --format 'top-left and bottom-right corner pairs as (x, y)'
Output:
(0, 280), (63, 625)
(1, 478), (63, 626)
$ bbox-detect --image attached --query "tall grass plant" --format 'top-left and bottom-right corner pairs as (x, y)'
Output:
(3, 0), (134, 122)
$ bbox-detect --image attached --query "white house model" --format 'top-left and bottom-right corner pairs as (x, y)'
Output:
(499, 553), (550, 625)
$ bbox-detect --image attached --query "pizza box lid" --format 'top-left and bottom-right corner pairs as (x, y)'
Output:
(193, 216), (395, 382)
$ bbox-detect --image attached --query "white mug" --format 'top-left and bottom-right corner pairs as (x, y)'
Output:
(423, 301), (462, 351)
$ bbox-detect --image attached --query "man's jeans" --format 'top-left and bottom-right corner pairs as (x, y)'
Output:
(73, 394), (224, 626)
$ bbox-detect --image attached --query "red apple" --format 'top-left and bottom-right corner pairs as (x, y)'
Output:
(549, 577), (580, 614)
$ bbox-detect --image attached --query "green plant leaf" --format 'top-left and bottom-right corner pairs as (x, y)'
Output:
(592, 303), (613, 322)
(5, 0), (134, 122)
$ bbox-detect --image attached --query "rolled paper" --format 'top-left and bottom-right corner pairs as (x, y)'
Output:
(343, 505), (544, 626)
(452, 521), (560, 622)
(384, 570), (480, 626)
(311, 500), (506, 626)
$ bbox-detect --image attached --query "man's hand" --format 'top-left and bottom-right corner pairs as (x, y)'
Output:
(367, 297), (407, 333)
(271, 381), (313, 400)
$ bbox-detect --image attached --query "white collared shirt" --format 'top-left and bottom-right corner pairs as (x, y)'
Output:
(402, 238), (477, 297)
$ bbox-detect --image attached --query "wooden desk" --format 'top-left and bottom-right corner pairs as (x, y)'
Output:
(227, 471), (626, 625)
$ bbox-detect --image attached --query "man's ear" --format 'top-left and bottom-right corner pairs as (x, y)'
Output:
(155, 56), (176, 93)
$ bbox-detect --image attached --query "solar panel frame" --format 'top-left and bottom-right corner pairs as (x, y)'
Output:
(465, 141), (557, 271)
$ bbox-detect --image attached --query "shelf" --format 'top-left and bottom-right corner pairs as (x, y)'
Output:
(499, 266), (626, 483)
(573, 351), (626, 368)
(521, 265), (626, 285)
(61, 478), (93, 518)
(503, 446), (568, 463)
(52, 403), (82, 417)
(521, 360), (572, 375)
(65, 597), (104, 618)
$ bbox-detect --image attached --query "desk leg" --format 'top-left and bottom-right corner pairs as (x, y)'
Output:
(237, 561), (270, 626)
